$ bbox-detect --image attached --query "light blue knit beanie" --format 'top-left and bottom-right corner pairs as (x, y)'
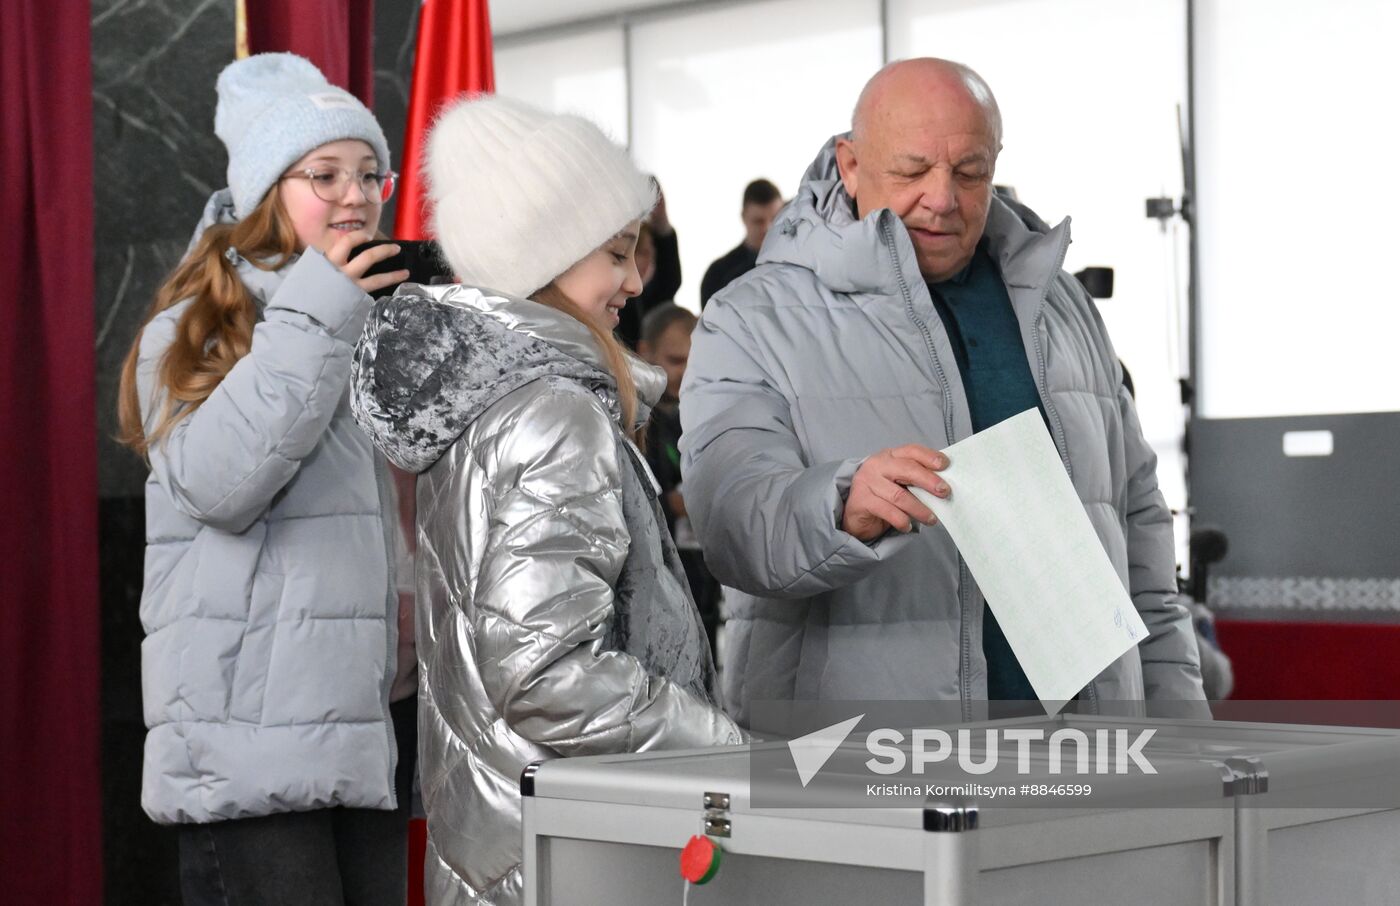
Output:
(214, 53), (391, 218)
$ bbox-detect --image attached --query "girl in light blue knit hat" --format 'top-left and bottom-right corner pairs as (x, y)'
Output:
(117, 53), (416, 905)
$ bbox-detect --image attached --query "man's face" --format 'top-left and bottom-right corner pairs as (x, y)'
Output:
(639, 321), (692, 401)
(742, 198), (784, 251)
(835, 83), (997, 282)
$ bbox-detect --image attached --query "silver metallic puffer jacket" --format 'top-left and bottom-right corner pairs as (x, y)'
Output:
(682, 137), (1207, 726)
(352, 285), (742, 906)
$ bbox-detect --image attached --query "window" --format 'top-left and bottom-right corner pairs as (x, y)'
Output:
(1194, 0), (1400, 418)
(495, 27), (629, 144)
(629, 0), (883, 310)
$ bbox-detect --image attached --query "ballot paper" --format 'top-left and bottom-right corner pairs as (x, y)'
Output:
(908, 408), (1149, 713)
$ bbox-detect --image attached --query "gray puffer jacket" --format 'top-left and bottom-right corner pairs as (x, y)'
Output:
(351, 285), (742, 906)
(138, 190), (399, 824)
(681, 138), (1207, 725)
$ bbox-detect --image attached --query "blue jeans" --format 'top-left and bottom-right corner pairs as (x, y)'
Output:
(177, 698), (416, 905)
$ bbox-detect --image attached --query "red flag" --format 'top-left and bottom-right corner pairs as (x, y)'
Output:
(397, 0), (495, 240)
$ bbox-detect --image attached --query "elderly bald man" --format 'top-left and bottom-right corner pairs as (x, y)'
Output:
(681, 59), (1206, 724)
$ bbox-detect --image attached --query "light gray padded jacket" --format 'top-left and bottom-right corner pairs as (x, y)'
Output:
(352, 285), (742, 906)
(138, 191), (399, 824)
(681, 138), (1207, 725)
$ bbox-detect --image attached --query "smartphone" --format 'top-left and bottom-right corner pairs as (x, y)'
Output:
(349, 239), (455, 298)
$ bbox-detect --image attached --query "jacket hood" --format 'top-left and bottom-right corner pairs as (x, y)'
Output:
(187, 188), (296, 307)
(352, 283), (666, 473)
(757, 135), (1071, 296)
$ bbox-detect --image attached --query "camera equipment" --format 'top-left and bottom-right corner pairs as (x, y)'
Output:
(350, 239), (455, 298)
(1073, 266), (1115, 300)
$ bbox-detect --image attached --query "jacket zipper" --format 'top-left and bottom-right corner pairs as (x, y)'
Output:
(1025, 230), (1102, 714)
(880, 216), (975, 722)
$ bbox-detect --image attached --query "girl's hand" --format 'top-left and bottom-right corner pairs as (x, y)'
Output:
(326, 230), (410, 296)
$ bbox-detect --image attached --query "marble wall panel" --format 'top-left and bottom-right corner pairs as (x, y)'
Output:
(373, 0), (418, 234)
(94, 238), (193, 497)
(92, 0), (233, 245)
(93, 0), (234, 498)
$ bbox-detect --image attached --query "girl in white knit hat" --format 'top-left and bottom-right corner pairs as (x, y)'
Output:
(352, 95), (743, 906)
(118, 53), (415, 904)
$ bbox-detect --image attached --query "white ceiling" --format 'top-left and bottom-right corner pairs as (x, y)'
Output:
(490, 0), (668, 36)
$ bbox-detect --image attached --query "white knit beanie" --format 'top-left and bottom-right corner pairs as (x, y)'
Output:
(425, 94), (656, 298)
(214, 53), (391, 218)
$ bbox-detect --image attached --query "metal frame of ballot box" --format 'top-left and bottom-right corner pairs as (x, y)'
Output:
(518, 715), (1400, 906)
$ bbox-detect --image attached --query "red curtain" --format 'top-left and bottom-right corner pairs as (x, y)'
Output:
(245, 0), (377, 105)
(396, 0), (496, 240)
(1216, 620), (1400, 699)
(0, 1), (101, 903)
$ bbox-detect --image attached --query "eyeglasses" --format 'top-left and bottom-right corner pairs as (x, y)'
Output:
(280, 166), (397, 204)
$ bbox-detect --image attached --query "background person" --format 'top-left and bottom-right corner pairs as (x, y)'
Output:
(699, 177), (784, 307)
(617, 177), (682, 347)
(638, 303), (723, 655)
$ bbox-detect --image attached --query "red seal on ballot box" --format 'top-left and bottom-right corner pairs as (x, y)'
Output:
(680, 835), (722, 884)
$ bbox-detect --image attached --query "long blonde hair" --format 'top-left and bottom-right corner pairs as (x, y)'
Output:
(530, 284), (642, 444)
(117, 190), (299, 456)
